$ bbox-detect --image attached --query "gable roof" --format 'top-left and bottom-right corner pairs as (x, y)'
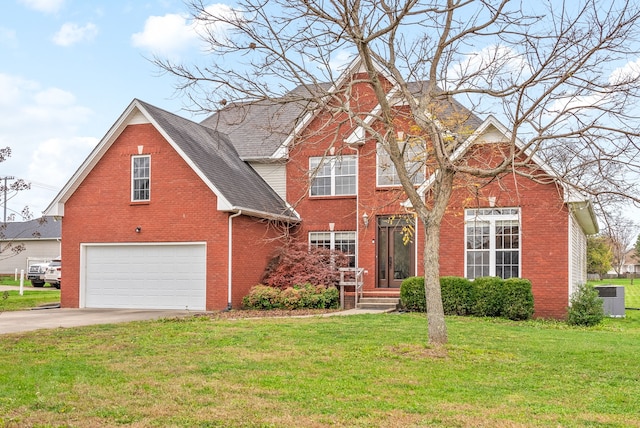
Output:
(202, 59), (483, 161)
(44, 99), (298, 222)
(0, 216), (61, 241)
(200, 83), (332, 161)
(405, 115), (599, 234)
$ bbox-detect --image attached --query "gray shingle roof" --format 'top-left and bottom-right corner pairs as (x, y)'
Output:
(199, 86), (325, 160)
(136, 100), (297, 221)
(0, 216), (61, 240)
(200, 81), (483, 159)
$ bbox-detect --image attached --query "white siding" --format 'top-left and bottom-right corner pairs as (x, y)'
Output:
(0, 240), (61, 274)
(250, 162), (287, 200)
(568, 213), (587, 298)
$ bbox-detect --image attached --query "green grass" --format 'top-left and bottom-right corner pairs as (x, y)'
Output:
(588, 277), (640, 308)
(1, 312), (639, 427)
(0, 290), (60, 311)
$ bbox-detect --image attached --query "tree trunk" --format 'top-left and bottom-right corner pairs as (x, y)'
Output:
(423, 218), (447, 345)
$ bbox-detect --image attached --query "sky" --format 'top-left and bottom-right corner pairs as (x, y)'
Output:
(0, 0), (206, 220)
(0, 0), (638, 241)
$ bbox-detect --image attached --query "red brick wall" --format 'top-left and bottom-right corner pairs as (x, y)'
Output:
(440, 172), (570, 318)
(285, 78), (574, 318)
(61, 122), (279, 310)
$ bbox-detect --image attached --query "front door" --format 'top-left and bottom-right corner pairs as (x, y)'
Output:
(377, 216), (415, 288)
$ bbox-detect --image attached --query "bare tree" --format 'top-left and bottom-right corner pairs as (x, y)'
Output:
(0, 147), (33, 260)
(156, 0), (640, 344)
(601, 212), (638, 275)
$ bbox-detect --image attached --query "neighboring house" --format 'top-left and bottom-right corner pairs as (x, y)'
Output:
(45, 57), (597, 318)
(619, 249), (640, 275)
(0, 217), (61, 274)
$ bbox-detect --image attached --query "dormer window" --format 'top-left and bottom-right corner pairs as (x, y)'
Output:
(132, 155), (150, 201)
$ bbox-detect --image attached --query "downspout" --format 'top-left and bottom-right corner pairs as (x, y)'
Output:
(227, 210), (242, 311)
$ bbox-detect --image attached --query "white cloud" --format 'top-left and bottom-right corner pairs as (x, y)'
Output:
(446, 44), (531, 91)
(0, 73), (95, 217)
(132, 4), (238, 57)
(329, 50), (356, 75)
(19, 0), (65, 14)
(609, 57), (640, 86)
(52, 22), (98, 47)
(131, 13), (198, 57)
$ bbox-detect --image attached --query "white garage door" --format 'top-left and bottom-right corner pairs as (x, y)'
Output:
(83, 243), (206, 310)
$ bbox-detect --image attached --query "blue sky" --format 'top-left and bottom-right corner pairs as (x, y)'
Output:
(0, 0), (207, 218)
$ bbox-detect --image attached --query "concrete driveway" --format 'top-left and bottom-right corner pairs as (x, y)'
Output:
(0, 307), (195, 335)
(1, 285), (194, 334)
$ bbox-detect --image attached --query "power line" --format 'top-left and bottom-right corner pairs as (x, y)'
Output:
(1, 176), (15, 223)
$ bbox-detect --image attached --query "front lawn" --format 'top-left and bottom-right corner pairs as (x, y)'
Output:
(0, 290), (60, 311)
(1, 311), (639, 427)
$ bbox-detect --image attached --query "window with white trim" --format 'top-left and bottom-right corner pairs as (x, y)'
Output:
(377, 141), (425, 186)
(465, 208), (520, 279)
(309, 231), (356, 267)
(309, 156), (356, 196)
(132, 155), (150, 201)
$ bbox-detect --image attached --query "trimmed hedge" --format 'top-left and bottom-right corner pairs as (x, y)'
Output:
(399, 276), (426, 312)
(243, 283), (339, 310)
(501, 278), (535, 320)
(441, 276), (475, 316)
(400, 275), (534, 321)
(472, 276), (504, 317)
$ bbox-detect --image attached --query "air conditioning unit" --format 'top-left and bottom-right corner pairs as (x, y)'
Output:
(594, 286), (625, 318)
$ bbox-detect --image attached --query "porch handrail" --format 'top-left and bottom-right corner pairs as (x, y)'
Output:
(338, 267), (365, 309)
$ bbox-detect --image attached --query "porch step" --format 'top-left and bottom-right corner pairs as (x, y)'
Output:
(356, 297), (400, 311)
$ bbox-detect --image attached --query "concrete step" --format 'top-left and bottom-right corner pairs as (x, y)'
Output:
(356, 297), (400, 311)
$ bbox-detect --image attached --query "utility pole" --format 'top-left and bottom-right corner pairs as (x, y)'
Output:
(1, 176), (14, 223)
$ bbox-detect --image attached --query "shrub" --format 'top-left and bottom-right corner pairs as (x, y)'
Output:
(243, 283), (339, 310)
(441, 276), (474, 315)
(242, 285), (282, 310)
(471, 277), (504, 317)
(501, 278), (534, 320)
(567, 283), (604, 326)
(261, 242), (350, 289)
(400, 276), (426, 312)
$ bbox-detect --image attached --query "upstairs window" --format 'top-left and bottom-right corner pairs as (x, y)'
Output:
(309, 156), (356, 196)
(132, 155), (150, 201)
(377, 141), (425, 187)
(465, 208), (520, 279)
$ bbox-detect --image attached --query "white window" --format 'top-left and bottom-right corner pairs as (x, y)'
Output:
(132, 155), (150, 201)
(309, 156), (356, 196)
(377, 141), (425, 187)
(309, 231), (356, 267)
(465, 208), (520, 279)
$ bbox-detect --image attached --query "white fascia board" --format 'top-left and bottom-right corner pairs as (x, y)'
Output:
(567, 199), (599, 235)
(43, 99), (146, 217)
(274, 56), (397, 158)
(223, 206), (300, 223)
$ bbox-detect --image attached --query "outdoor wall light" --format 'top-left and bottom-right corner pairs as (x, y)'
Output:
(362, 212), (369, 227)
(135, 226), (142, 233)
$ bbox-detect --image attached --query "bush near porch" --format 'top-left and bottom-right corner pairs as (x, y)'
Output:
(400, 276), (534, 321)
(242, 283), (339, 310)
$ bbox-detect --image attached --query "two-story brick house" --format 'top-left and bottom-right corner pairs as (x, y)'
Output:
(45, 58), (597, 318)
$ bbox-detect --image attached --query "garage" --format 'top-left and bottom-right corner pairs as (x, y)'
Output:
(82, 243), (207, 310)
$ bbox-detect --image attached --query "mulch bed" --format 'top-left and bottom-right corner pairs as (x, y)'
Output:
(198, 308), (342, 320)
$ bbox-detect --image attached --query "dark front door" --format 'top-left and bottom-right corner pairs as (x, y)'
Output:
(377, 216), (415, 288)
